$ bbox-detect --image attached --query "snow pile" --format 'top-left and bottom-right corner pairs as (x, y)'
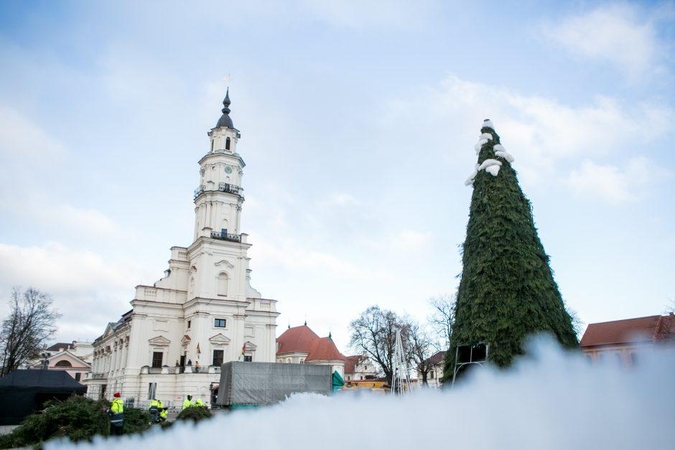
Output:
(47, 337), (675, 450)
(466, 120), (515, 185)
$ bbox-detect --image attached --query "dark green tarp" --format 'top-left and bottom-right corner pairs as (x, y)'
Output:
(0, 369), (87, 425)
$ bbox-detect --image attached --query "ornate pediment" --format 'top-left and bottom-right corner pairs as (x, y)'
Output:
(243, 341), (257, 352)
(148, 335), (171, 347)
(215, 259), (234, 269)
(209, 333), (231, 345)
(181, 335), (191, 347)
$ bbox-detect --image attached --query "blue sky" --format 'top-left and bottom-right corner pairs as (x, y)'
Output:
(1, 0), (674, 352)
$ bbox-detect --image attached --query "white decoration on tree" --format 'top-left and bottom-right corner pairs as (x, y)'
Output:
(475, 137), (490, 154)
(466, 120), (513, 186)
(478, 159), (502, 171)
(465, 164), (479, 186)
(486, 165), (501, 176)
(495, 151), (515, 163)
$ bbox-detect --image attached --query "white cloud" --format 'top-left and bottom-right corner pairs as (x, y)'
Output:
(0, 106), (66, 161)
(541, 4), (667, 80)
(566, 157), (671, 204)
(295, 0), (438, 29)
(419, 75), (674, 190)
(0, 106), (123, 239)
(388, 230), (433, 254)
(0, 242), (151, 341)
(321, 192), (361, 207)
(249, 235), (388, 282)
(36, 203), (122, 238)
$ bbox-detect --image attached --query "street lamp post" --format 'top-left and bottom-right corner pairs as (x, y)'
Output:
(40, 352), (50, 370)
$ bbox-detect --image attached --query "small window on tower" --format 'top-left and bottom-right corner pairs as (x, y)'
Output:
(214, 318), (226, 328)
(217, 273), (229, 297)
(225, 137), (231, 150)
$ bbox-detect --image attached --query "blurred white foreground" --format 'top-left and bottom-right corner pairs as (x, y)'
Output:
(48, 338), (674, 450)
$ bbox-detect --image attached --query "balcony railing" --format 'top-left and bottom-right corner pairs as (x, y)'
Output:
(194, 185), (205, 198)
(218, 182), (242, 195)
(211, 230), (242, 242)
(194, 183), (244, 200)
(139, 365), (222, 375)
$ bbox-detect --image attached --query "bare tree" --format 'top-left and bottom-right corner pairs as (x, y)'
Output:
(0, 287), (61, 376)
(407, 319), (436, 387)
(427, 294), (455, 351)
(348, 305), (412, 386)
(565, 301), (584, 339)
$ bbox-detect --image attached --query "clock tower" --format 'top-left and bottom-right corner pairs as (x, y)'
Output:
(194, 89), (245, 241)
(86, 89), (279, 404)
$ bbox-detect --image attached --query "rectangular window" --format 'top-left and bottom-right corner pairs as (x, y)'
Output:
(148, 382), (157, 400)
(214, 318), (226, 328)
(213, 349), (224, 367)
(187, 320), (191, 329)
(243, 355), (252, 362)
(75, 373), (81, 382)
(152, 351), (163, 368)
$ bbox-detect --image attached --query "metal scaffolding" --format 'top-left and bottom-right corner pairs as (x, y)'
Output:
(391, 329), (411, 395)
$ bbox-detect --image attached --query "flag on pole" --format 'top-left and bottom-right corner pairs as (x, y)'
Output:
(241, 343), (246, 355)
(196, 343), (201, 354)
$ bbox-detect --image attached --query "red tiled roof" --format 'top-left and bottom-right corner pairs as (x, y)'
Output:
(276, 325), (320, 355)
(46, 342), (74, 352)
(344, 355), (363, 374)
(305, 337), (346, 362)
(425, 350), (446, 365)
(580, 315), (674, 347)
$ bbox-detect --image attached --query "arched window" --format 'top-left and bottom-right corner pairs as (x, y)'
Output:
(217, 272), (229, 296)
(55, 360), (72, 367)
(225, 137), (231, 150)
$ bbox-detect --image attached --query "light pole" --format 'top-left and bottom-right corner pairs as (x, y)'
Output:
(40, 352), (50, 370)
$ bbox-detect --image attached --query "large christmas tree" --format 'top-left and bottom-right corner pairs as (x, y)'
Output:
(444, 120), (578, 380)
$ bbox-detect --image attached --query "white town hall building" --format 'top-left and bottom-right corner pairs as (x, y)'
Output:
(84, 91), (279, 407)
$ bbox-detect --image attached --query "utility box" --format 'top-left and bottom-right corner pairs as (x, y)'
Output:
(216, 362), (332, 409)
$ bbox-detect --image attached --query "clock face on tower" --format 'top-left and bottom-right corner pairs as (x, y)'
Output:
(224, 166), (233, 174)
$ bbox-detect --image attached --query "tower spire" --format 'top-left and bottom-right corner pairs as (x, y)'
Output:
(216, 88), (234, 129)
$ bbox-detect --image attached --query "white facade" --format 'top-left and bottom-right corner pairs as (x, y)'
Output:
(84, 92), (279, 408)
(343, 355), (378, 382)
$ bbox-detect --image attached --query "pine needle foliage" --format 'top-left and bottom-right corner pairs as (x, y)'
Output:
(443, 123), (578, 380)
(0, 395), (108, 449)
(0, 395), (152, 449)
(175, 405), (212, 422)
